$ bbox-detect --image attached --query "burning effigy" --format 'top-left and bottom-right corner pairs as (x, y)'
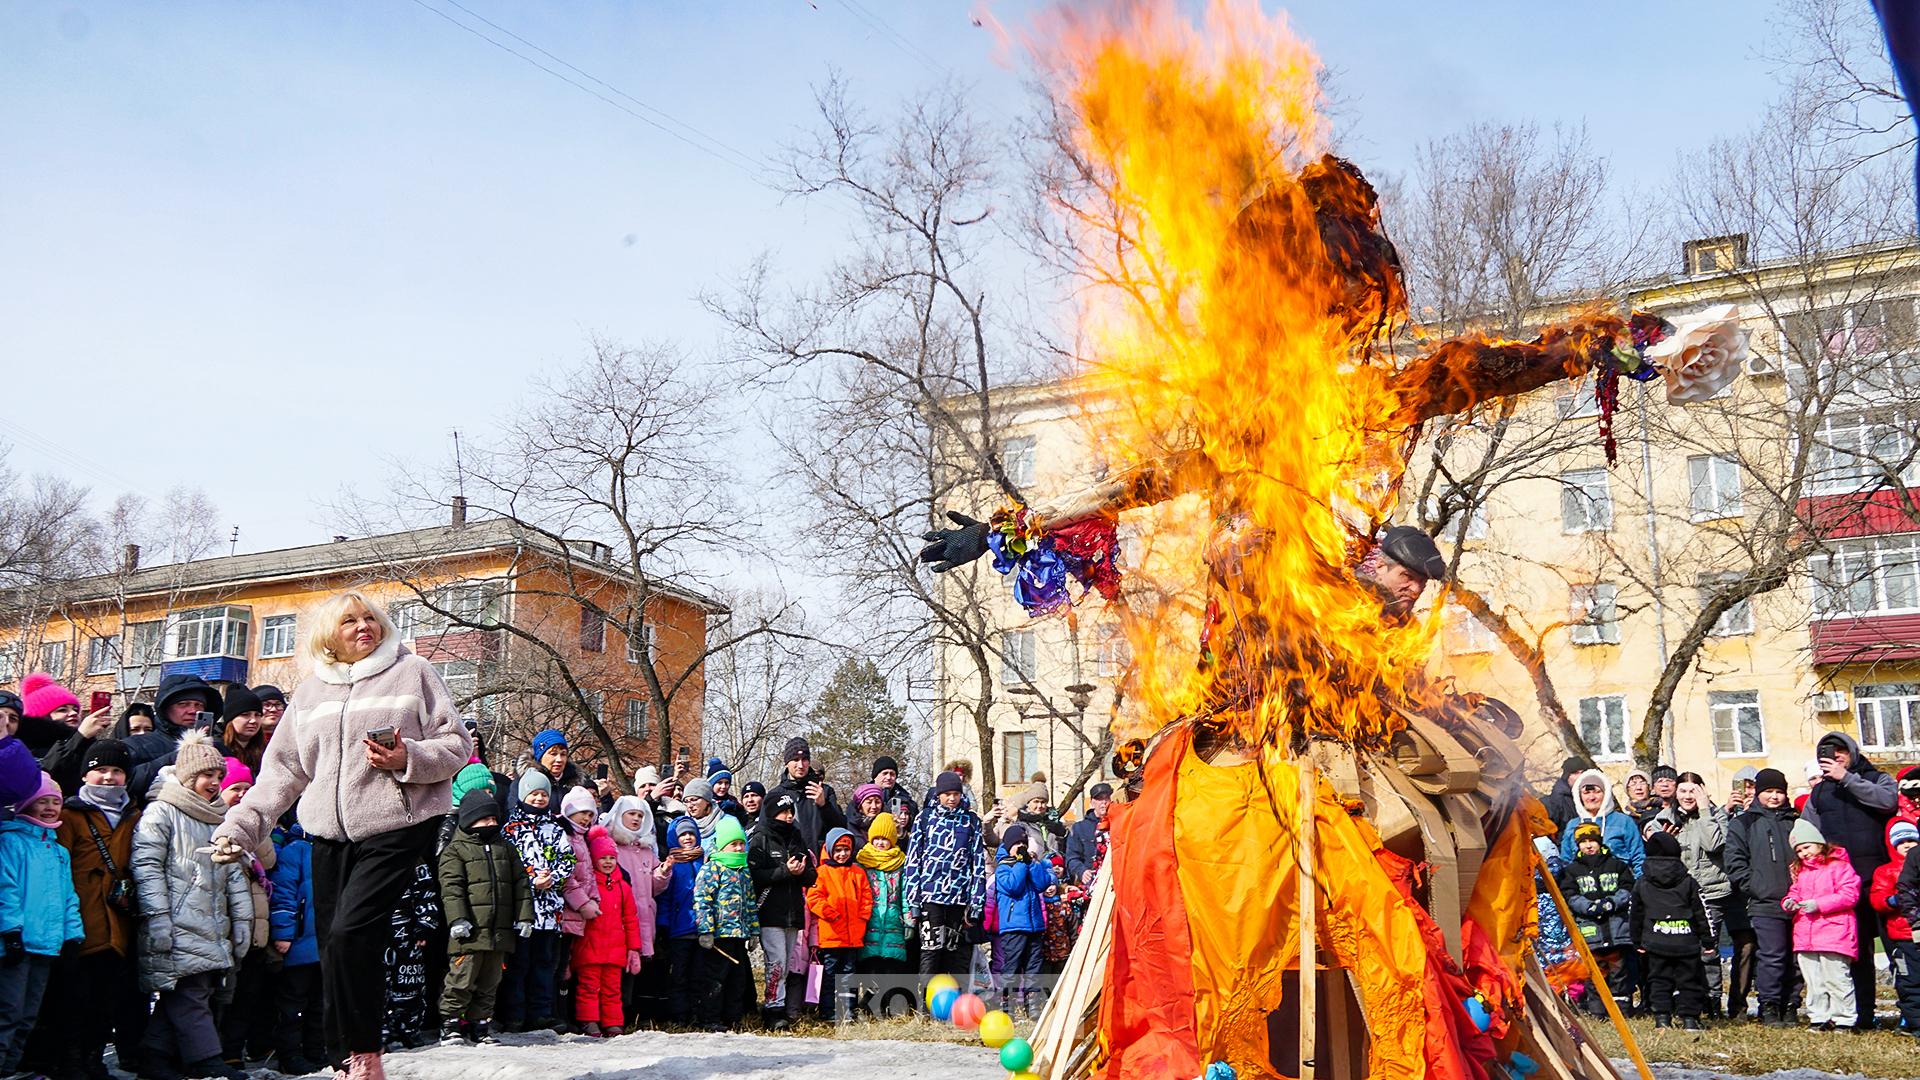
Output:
(917, 4), (1747, 1080)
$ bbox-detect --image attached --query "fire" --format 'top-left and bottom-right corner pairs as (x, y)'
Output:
(1039, 1), (1441, 750)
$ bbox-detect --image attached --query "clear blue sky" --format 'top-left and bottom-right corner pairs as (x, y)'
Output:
(0, 1), (1783, 557)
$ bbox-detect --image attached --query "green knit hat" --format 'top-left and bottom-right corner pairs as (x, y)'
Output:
(452, 763), (496, 805)
(713, 815), (749, 869)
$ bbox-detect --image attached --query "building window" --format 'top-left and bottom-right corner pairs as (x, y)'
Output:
(0, 646), (17, 683)
(1001, 730), (1038, 784)
(1852, 682), (1920, 754)
(1806, 411), (1920, 495)
(37, 640), (68, 678)
(1696, 575), (1755, 636)
(1001, 629), (1036, 687)
(431, 659), (497, 722)
(1709, 690), (1766, 755)
(1556, 382), (1601, 419)
(579, 607), (605, 653)
(85, 635), (119, 675)
(128, 621), (165, 667)
(1444, 608), (1495, 654)
(582, 690), (605, 721)
(170, 606), (250, 661)
(1687, 455), (1743, 520)
(1000, 435), (1037, 490)
(1786, 299), (1917, 363)
(1093, 623), (1130, 678)
(1577, 695), (1631, 761)
(1570, 583), (1621, 646)
(258, 615), (298, 658)
(626, 620), (656, 665)
(1810, 533), (1920, 616)
(625, 697), (650, 738)
(1559, 468), (1612, 533)
(396, 580), (506, 639)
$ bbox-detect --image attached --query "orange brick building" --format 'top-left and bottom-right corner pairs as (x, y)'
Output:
(0, 509), (723, 780)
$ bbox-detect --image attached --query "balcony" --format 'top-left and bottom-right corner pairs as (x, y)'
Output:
(1810, 613), (1920, 666)
(161, 656), (250, 686)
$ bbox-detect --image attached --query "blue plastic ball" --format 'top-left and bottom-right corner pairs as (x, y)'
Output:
(930, 987), (958, 1021)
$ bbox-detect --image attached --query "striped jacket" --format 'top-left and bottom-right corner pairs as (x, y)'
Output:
(215, 637), (472, 849)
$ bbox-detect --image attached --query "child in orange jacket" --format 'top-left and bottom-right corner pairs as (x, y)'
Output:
(572, 827), (639, 1037)
(806, 828), (872, 1021)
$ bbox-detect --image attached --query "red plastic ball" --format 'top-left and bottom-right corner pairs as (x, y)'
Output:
(950, 991), (986, 1029)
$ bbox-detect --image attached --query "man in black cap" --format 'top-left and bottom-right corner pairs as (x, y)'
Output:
(1065, 782), (1114, 887)
(770, 737), (846, 853)
(252, 685), (287, 742)
(123, 672), (223, 797)
(1541, 756), (1594, 837)
(1801, 731), (1899, 1029)
(870, 754), (918, 826)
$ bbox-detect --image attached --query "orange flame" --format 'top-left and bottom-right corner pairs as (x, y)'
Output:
(1039, 1), (1440, 750)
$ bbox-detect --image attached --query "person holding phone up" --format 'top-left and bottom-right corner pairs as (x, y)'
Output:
(206, 590), (470, 1080)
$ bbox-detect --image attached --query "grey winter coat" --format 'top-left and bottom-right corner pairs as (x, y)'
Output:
(132, 789), (252, 993)
(1655, 801), (1731, 902)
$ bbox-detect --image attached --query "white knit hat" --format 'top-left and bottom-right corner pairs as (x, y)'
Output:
(560, 785), (598, 819)
(633, 765), (661, 787)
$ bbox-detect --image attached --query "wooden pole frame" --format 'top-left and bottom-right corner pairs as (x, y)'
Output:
(1297, 754), (1317, 1080)
(1534, 851), (1654, 1080)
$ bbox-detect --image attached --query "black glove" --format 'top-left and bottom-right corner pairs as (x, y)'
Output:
(919, 512), (990, 573)
(1, 930), (22, 966)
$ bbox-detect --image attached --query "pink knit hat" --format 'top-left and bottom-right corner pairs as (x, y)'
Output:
(16, 771), (62, 826)
(221, 757), (253, 791)
(19, 673), (80, 720)
(588, 824), (617, 860)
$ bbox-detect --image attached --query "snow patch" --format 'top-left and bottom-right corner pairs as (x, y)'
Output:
(369, 1029), (1007, 1080)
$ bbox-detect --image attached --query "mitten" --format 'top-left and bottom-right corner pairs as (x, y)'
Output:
(0, 930), (22, 966)
(918, 512), (990, 572)
(145, 917), (174, 954)
(903, 921), (917, 943)
(625, 949), (643, 974)
(579, 900), (602, 921)
(698, 934), (716, 950)
(449, 919), (475, 941)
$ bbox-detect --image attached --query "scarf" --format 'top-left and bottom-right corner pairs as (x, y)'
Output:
(857, 811), (906, 872)
(155, 779), (229, 825)
(714, 844), (748, 870)
(689, 803), (720, 846)
(79, 783), (130, 828)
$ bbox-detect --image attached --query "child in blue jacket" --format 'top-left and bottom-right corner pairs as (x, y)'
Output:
(655, 816), (704, 1025)
(0, 772), (84, 1073)
(269, 819), (323, 1074)
(991, 823), (1055, 1017)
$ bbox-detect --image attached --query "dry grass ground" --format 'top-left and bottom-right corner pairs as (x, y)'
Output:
(1589, 1015), (1919, 1078)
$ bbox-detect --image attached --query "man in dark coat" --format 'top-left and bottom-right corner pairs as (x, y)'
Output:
(870, 755), (918, 827)
(1541, 756), (1592, 838)
(770, 737), (845, 854)
(1065, 782), (1114, 887)
(1800, 732), (1899, 1029)
(1725, 767), (1799, 1027)
(123, 673), (221, 797)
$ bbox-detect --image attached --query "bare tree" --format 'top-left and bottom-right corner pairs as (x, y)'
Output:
(703, 586), (828, 784)
(1767, 0), (1913, 170)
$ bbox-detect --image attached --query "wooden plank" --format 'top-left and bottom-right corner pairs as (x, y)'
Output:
(1298, 754), (1318, 1080)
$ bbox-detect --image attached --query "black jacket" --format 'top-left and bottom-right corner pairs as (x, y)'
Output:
(1632, 855), (1712, 956)
(1802, 733), (1900, 883)
(747, 817), (817, 929)
(1541, 777), (1578, 837)
(1725, 803), (1797, 920)
(1065, 812), (1106, 883)
(1558, 848), (1634, 950)
(771, 769), (846, 854)
(123, 673), (223, 796)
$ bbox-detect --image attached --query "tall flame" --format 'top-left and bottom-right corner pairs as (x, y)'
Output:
(1040, 1), (1440, 750)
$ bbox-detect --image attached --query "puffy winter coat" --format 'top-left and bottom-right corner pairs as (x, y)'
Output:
(1726, 802), (1798, 920)
(992, 847), (1054, 934)
(239, 841), (276, 958)
(1631, 854), (1712, 956)
(268, 826), (320, 966)
(610, 838), (664, 955)
(1785, 850), (1862, 959)
(808, 854), (874, 949)
(862, 865), (908, 961)
(693, 860), (759, 939)
(558, 819), (602, 938)
(213, 638), (472, 851)
(55, 797), (140, 957)
(656, 849), (702, 940)
(904, 803), (987, 917)
(132, 791), (253, 992)
(504, 806), (574, 931)
(1656, 801), (1731, 901)
(1558, 771), (1646, 874)
(1870, 854), (1911, 941)
(748, 817), (817, 929)
(572, 866), (639, 967)
(1557, 848), (1634, 950)
(1064, 812), (1107, 884)
(439, 826), (533, 955)
(771, 770), (847, 854)
(1801, 732), (1899, 884)
(0, 819), (83, 956)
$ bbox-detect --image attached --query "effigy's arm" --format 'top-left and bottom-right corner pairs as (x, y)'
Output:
(1387, 315), (1628, 425)
(1033, 447), (1219, 527)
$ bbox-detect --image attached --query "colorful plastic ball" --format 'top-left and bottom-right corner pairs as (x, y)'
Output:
(1012, 1074), (1042, 1080)
(930, 987), (959, 1021)
(978, 1009), (1015, 1047)
(925, 973), (959, 1008)
(999, 1037), (1034, 1072)
(950, 992), (986, 1029)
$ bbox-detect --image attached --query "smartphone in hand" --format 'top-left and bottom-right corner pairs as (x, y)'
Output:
(366, 726), (397, 749)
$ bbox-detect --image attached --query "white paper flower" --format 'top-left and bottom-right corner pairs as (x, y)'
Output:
(1646, 303), (1749, 405)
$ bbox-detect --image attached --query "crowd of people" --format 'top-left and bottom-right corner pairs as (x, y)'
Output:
(0, 591), (1118, 1080)
(1537, 746), (1920, 1037)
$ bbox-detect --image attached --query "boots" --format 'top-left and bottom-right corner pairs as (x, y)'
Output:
(470, 1021), (496, 1045)
(582, 1022), (602, 1038)
(1760, 1002), (1791, 1028)
(184, 1057), (247, 1080)
(346, 1052), (387, 1080)
(1681, 1017), (1703, 1031)
(1653, 1014), (1671, 1029)
(439, 1021), (470, 1046)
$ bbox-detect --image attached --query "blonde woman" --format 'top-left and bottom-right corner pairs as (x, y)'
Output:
(210, 590), (470, 1080)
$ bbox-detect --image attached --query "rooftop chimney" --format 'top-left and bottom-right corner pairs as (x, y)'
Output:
(332, 535), (349, 543)
(122, 544), (140, 573)
(451, 495), (467, 529)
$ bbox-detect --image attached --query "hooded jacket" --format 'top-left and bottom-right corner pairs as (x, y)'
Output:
(132, 779), (253, 992)
(1540, 774), (1579, 836)
(0, 818), (84, 957)
(656, 817), (704, 939)
(503, 799), (574, 931)
(1556, 841), (1635, 950)
(1558, 770), (1646, 874)
(123, 674), (223, 796)
(212, 638), (472, 851)
(747, 809), (818, 929)
(1801, 732), (1899, 883)
(268, 823), (320, 966)
(807, 827), (874, 949)
(993, 838), (1056, 934)
(55, 794), (140, 957)
(1726, 800), (1799, 920)
(440, 809), (534, 955)
(556, 788), (603, 937)
(1784, 847), (1862, 959)
(572, 857), (639, 967)
(1631, 844), (1712, 956)
(1654, 799), (1732, 901)
(605, 795), (666, 955)
(1868, 824), (1913, 942)
(693, 823), (759, 940)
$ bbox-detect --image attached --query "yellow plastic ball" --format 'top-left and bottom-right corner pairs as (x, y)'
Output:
(978, 1009), (1015, 1048)
(1012, 1074), (1042, 1080)
(924, 973), (959, 1009)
